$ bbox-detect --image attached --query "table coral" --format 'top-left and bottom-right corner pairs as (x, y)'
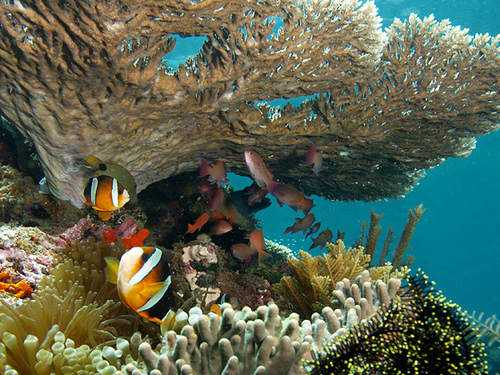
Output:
(0, 1), (498, 206)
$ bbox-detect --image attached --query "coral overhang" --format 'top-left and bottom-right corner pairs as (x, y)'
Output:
(0, 0), (498, 206)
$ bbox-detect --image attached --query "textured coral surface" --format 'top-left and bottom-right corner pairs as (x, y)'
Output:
(0, 0), (498, 206)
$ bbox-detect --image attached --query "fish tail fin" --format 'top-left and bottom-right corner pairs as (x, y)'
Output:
(104, 257), (120, 284)
(199, 157), (211, 178)
(258, 249), (272, 262)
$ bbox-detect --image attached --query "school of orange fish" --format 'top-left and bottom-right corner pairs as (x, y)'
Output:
(83, 142), (332, 325)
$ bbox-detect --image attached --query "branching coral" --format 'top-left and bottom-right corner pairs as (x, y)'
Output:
(274, 240), (405, 318)
(0, 1), (498, 206)
(305, 271), (488, 375)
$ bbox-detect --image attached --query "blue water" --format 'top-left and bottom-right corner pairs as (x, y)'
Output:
(172, 0), (500, 318)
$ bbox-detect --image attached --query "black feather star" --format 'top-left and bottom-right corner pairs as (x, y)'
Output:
(304, 270), (488, 375)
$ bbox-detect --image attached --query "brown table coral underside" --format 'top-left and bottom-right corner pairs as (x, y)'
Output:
(0, 0), (498, 206)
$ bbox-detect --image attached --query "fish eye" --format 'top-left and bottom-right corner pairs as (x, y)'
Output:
(141, 253), (149, 261)
(98, 163), (107, 171)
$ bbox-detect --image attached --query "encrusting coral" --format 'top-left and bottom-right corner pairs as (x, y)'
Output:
(0, 1), (498, 206)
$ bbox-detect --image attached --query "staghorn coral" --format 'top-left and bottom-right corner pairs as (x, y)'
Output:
(305, 271), (488, 375)
(0, 1), (498, 206)
(275, 239), (406, 318)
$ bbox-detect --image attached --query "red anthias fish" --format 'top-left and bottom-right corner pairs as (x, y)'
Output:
(230, 243), (254, 265)
(284, 213), (316, 235)
(306, 222), (322, 238)
(246, 182), (269, 206)
(105, 247), (177, 324)
(244, 151), (281, 193)
(309, 228), (333, 251)
(248, 229), (271, 262)
(208, 187), (225, 211)
(199, 157), (229, 186)
(301, 141), (324, 175)
(272, 183), (314, 215)
(211, 220), (232, 235)
(185, 213), (210, 234)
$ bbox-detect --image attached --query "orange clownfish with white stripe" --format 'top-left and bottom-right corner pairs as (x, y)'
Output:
(84, 176), (130, 221)
(105, 247), (177, 324)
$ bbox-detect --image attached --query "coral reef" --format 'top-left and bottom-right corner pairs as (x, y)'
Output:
(356, 204), (424, 268)
(0, 162), (84, 229)
(0, 1), (498, 206)
(469, 311), (500, 347)
(275, 239), (407, 318)
(305, 271), (488, 375)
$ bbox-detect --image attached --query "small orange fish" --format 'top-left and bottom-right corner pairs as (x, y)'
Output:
(84, 176), (130, 221)
(209, 294), (228, 316)
(246, 182), (269, 206)
(309, 228), (333, 251)
(306, 222), (322, 238)
(199, 157), (229, 186)
(248, 229), (271, 262)
(208, 187), (225, 211)
(244, 151), (281, 193)
(272, 184), (314, 214)
(211, 220), (232, 235)
(105, 247), (177, 324)
(301, 141), (324, 175)
(284, 213), (315, 235)
(185, 213), (210, 235)
(230, 243), (254, 265)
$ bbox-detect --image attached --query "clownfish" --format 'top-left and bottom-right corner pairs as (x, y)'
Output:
(84, 176), (130, 221)
(105, 247), (177, 324)
(87, 156), (138, 203)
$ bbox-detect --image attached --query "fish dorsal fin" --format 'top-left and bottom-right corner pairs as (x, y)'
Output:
(104, 257), (120, 284)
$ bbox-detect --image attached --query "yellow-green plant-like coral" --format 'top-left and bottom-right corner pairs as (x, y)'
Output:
(274, 239), (406, 318)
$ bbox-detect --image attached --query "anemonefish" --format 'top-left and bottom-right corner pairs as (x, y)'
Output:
(105, 246), (177, 324)
(87, 156), (138, 203)
(84, 176), (130, 221)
